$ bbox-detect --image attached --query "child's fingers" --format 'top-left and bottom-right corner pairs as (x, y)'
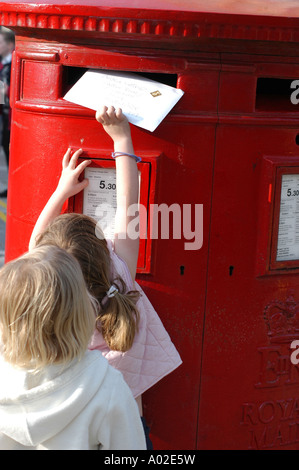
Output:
(76, 178), (89, 194)
(95, 106), (108, 124)
(115, 107), (123, 120)
(106, 105), (116, 121)
(98, 105), (116, 125)
(108, 106), (121, 124)
(62, 148), (72, 169)
(75, 159), (91, 176)
(96, 105), (125, 126)
(77, 178), (89, 192)
(69, 148), (84, 169)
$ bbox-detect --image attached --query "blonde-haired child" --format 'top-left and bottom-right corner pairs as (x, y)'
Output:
(29, 106), (182, 448)
(0, 245), (146, 450)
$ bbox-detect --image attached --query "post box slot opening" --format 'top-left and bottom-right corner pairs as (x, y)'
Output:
(63, 66), (87, 94)
(62, 66), (178, 95)
(255, 78), (298, 112)
(136, 72), (178, 88)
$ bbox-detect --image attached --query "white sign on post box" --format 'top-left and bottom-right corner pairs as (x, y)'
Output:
(83, 166), (117, 240)
(277, 174), (299, 261)
(83, 165), (141, 241)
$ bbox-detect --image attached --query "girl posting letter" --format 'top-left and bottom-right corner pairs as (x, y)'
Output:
(29, 106), (182, 448)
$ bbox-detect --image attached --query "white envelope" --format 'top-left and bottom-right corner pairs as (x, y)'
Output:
(63, 69), (184, 132)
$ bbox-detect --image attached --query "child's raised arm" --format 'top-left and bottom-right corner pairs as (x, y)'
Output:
(29, 149), (91, 251)
(30, 106), (139, 282)
(96, 106), (139, 282)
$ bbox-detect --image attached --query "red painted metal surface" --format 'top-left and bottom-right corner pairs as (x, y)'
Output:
(2, 0), (299, 450)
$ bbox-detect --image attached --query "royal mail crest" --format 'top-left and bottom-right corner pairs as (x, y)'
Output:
(263, 292), (299, 343)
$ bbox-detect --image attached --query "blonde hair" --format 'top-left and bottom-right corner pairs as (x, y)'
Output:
(0, 245), (96, 369)
(35, 213), (140, 352)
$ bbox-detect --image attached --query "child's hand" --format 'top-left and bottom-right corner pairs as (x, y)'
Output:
(55, 148), (91, 200)
(95, 106), (131, 144)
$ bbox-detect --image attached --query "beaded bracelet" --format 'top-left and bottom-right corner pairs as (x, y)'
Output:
(111, 151), (142, 163)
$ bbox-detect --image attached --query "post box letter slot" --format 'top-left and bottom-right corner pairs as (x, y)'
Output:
(62, 66), (178, 98)
(255, 78), (298, 112)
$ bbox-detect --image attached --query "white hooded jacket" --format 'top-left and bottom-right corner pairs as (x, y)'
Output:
(0, 350), (146, 450)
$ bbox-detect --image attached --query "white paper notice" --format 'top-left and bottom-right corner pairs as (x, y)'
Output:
(64, 69), (184, 132)
(276, 174), (299, 261)
(83, 165), (141, 240)
(83, 167), (117, 240)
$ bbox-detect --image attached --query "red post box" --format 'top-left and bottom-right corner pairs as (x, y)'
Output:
(2, 0), (299, 450)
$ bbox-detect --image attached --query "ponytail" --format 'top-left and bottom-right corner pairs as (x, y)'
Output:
(97, 277), (140, 352)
